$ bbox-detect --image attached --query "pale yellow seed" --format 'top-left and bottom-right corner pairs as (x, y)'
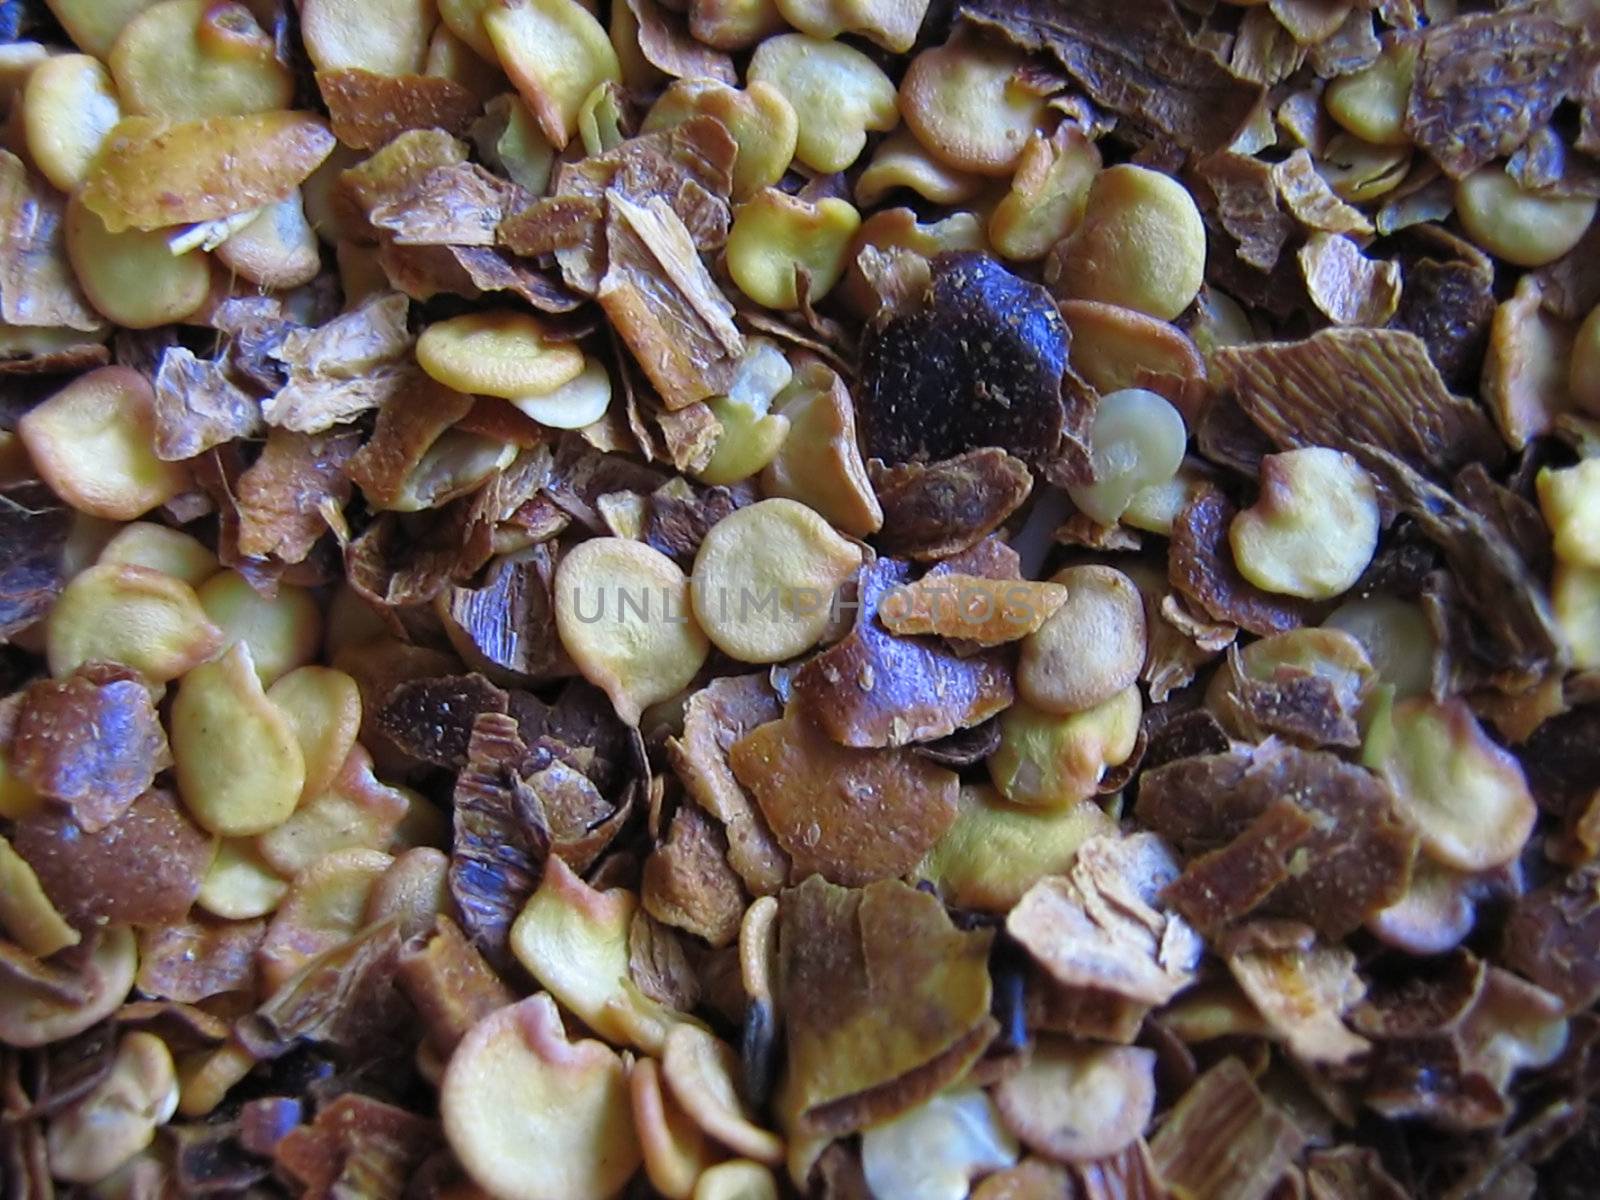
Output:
(299, 0), (435, 75)
(214, 192), (321, 291)
(1230, 447), (1380, 600)
(418, 310), (586, 400)
(631, 1058), (717, 1200)
(98, 522), (218, 586)
(0, 924), (137, 1049)
(1552, 563), (1600, 671)
(198, 572), (322, 688)
(1323, 39), (1416, 147)
(485, 0), (621, 150)
(65, 195), (212, 330)
(46, 563), (223, 681)
(727, 189), (862, 311)
(988, 688), (1143, 808)
(1456, 167), (1597, 269)
(1019, 565), (1146, 715)
(1065, 387), (1188, 526)
(510, 358), (613, 429)
(44, 0), (162, 58)
(686, 0), (786, 51)
(197, 837), (288, 919)
(0, 833), (80, 958)
(258, 846), (392, 990)
(22, 53), (122, 193)
(1571, 303), (1600, 416)
(1538, 460), (1600, 569)
(898, 33), (1048, 177)
(555, 538), (710, 725)
(110, 0), (292, 120)
(989, 125), (1102, 262)
(855, 128), (983, 209)
(643, 78), (799, 202)
(690, 497), (862, 664)
(761, 364), (883, 537)
(171, 642), (307, 837)
(747, 32), (897, 174)
(266, 666), (364, 800)
(775, 0), (929, 51)
(47, 1032), (178, 1185)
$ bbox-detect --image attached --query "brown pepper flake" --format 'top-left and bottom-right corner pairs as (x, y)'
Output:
(779, 875), (996, 1137)
(666, 673), (790, 897)
(275, 1092), (442, 1200)
(597, 191), (745, 411)
(1305, 1146), (1409, 1200)
(624, 0), (738, 84)
(1298, 232), (1403, 328)
(1194, 150), (1294, 271)
(873, 449), (1033, 562)
(1272, 149), (1373, 236)
(1168, 489), (1317, 638)
(1500, 862), (1600, 1014)
(1007, 833), (1203, 1007)
(1224, 929), (1370, 1064)
(368, 163), (526, 248)
(11, 666), (170, 833)
(792, 557), (1014, 748)
(376, 674), (510, 770)
(263, 292), (416, 434)
(440, 546), (571, 684)
(641, 801), (748, 947)
(963, 0), (1265, 156)
(879, 573), (1068, 645)
(1482, 273), (1576, 450)
(345, 377), (475, 510)
(151, 347), (263, 462)
(0, 150), (103, 332)
(235, 427), (361, 565)
(1404, 10), (1578, 179)
(0, 480), (70, 640)
(135, 917), (265, 1004)
(395, 916), (515, 1058)
(730, 705), (959, 887)
(1387, 233), (1496, 392)
(316, 69), (481, 152)
(1148, 1058), (1308, 1200)
(1212, 327), (1506, 479)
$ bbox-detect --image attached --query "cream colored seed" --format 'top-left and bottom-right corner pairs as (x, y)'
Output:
(1456, 168), (1598, 269)
(1538, 460), (1600, 568)
(727, 189), (862, 312)
(47, 1032), (178, 1185)
(1324, 594), (1435, 698)
(761, 364), (883, 536)
(1230, 447), (1380, 600)
(643, 79), (799, 202)
(694, 1162), (781, 1200)
(697, 340), (795, 487)
(691, 497), (862, 664)
(687, 0), (786, 50)
(510, 359), (613, 430)
(1019, 565), (1146, 715)
(555, 538), (710, 725)
(0, 833), (80, 959)
(300, 0), (435, 75)
(994, 1041), (1155, 1163)
(988, 688), (1143, 808)
(477, 93), (557, 195)
(1552, 563), (1600, 671)
(0, 924), (137, 1048)
(486, 0), (621, 149)
(171, 642), (307, 837)
(214, 192), (322, 290)
(1049, 164), (1207, 321)
(1323, 39), (1416, 147)
(776, 0), (929, 52)
(196, 837), (288, 919)
(46, 563), (223, 681)
(66, 195), (212, 331)
(862, 1089), (1017, 1200)
(23, 53), (121, 194)
(662, 1025), (783, 1164)
(989, 125), (1102, 263)
(418, 310), (586, 400)
(1065, 387), (1188, 527)
(175, 1041), (254, 1119)
(1316, 133), (1411, 204)
(631, 1058), (717, 1200)
(363, 845), (450, 935)
(98, 521), (218, 586)
(898, 33), (1048, 177)
(442, 993), (641, 1200)
(258, 748), (409, 878)
(747, 33), (897, 174)
(437, 0), (497, 58)
(110, 0), (291, 120)
(198, 572), (322, 688)
(266, 666), (364, 801)
(19, 366), (190, 520)
(45, 0), (161, 57)
(258, 847), (393, 990)
(1571, 304), (1600, 415)
(855, 129), (983, 209)
(425, 25), (502, 105)
(1054, 303), (1206, 424)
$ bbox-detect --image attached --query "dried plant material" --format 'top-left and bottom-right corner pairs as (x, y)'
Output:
(317, 69), (480, 151)
(859, 253), (1066, 468)
(275, 1093), (441, 1200)
(396, 916), (515, 1058)
(995, 1041), (1156, 1163)
(151, 347), (261, 463)
(235, 428), (360, 568)
(20, 365), (190, 521)
(1055, 300), (1209, 423)
(643, 803), (747, 947)
(11, 666), (168, 832)
(1009, 834), (1201, 1006)
(1404, 10), (1576, 179)
(1364, 695), (1536, 872)
(261, 292), (414, 434)
(663, 1024), (783, 1163)
(691, 498), (861, 664)
(1212, 327), (1504, 479)
(1148, 1058), (1307, 1200)
(1501, 863), (1600, 1013)
(732, 705), (957, 886)
(964, 0), (1263, 155)
(0, 925), (137, 1049)
(449, 713), (550, 969)
(376, 673), (509, 771)
(0, 834), (78, 959)
(1305, 1147), (1410, 1200)
(1483, 274), (1576, 450)
(1195, 151), (1293, 273)
(1138, 743), (1416, 939)
(1298, 232), (1402, 327)
(599, 192), (745, 410)
(442, 992), (639, 1200)
(793, 557), (1014, 747)
(12, 786), (211, 930)
(135, 916), (263, 1004)
(881, 573), (1066, 646)
(778, 876), (996, 1136)
(626, 0), (738, 81)
(81, 112), (335, 233)
(46, 1030), (178, 1184)
(0, 150), (103, 332)
(258, 847), (393, 990)
(873, 449), (1033, 561)
(0, 480), (69, 640)
(555, 537), (710, 724)
(631, 1055), (718, 1200)
(1225, 934), (1369, 1064)
(1169, 490), (1317, 638)
(666, 674), (789, 896)
(1206, 626), (1374, 747)
(1272, 150), (1373, 236)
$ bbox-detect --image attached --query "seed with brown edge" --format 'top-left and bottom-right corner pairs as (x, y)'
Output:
(662, 1024), (784, 1164)
(1019, 566), (1146, 715)
(46, 563), (224, 682)
(899, 31), (1050, 177)
(988, 689), (1142, 808)
(441, 992), (641, 1200)
(555, 537), (710, 725)
(631, 1057), (718, 1200)
(994, 1040), (1157, 1162)
(171, 642), (307, 838)
(1229, 448), (1380, 601)
(691, 498), (862, 664)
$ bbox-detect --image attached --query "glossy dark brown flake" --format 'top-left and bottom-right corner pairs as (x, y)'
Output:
(872, 448), (1033, 562)
(1168, 489), (1316, 638)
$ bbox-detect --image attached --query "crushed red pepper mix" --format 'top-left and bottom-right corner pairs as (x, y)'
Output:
(0, 0), (1599, 1196)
